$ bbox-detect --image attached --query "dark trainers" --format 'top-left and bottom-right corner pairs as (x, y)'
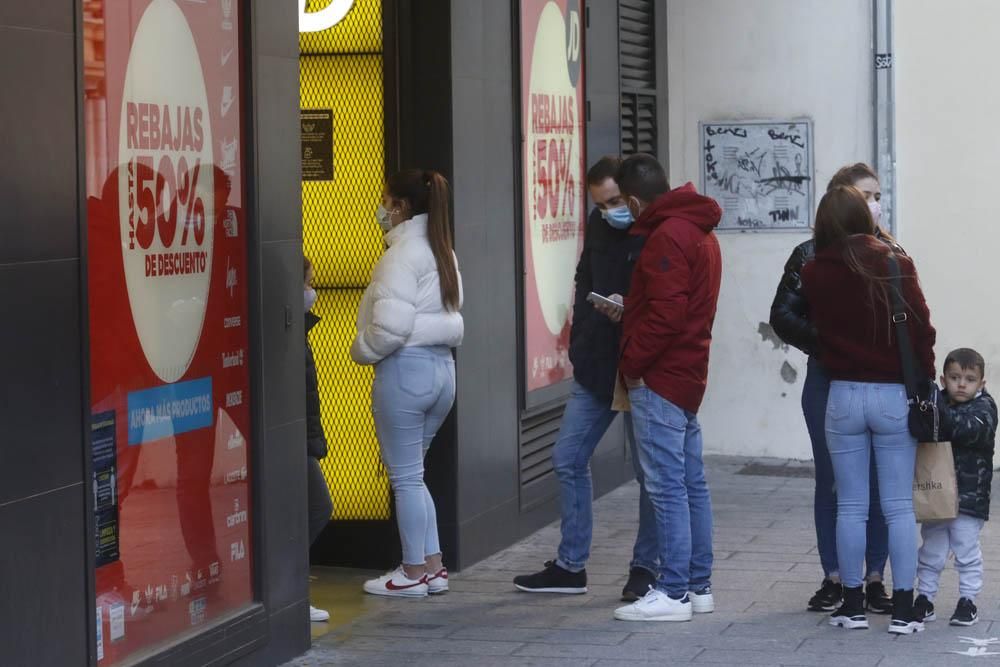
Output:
(808, 578), (843, 612)
(830, 586), (869, 629)
(950, 597), (979, 626)
(621, 567), (656, 602)
(513, 561), (587, 594)
(913, 594), (936, 622)
(888, 589), (925, 635)
(865, 581), (893, 614)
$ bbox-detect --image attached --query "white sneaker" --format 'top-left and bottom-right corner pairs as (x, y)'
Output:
(690, 587), (714, 613)
(363, 566), (428, 598)
(309, 605), (330, 622)
(426, 567), (449, 595)
(614, 588), (693, 622)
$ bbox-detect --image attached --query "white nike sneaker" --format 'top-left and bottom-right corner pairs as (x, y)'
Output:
(309, 605), (330, 622)
(614, 588), (693, 622)
(426, 567), (449, 595)
(363, 566), (429, 598)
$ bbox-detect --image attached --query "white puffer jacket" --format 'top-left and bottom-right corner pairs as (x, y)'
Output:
(350, 214), (464, 365)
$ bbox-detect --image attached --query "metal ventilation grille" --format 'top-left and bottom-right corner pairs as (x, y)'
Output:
(619, 0), (658, 157)
(618, 0), (656, 90)
(621, 94), (657, 156)
(519, 403), (567, 509)
(310, 290), (389, 520)
(300, 54), (384, 286)
(300, 0), (389, 520)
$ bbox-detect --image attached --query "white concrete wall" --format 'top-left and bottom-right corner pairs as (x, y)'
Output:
(665, 0), (874, 458)
(894, 1), (1000, 387)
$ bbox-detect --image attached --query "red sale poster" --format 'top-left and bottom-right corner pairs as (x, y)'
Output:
(83, 1), (252, 663)
(520, 0), (586, 394)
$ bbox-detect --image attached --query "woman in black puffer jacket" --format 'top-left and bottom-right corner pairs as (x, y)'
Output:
(769, 163), (894, 615)
(304, 256), (334, 623)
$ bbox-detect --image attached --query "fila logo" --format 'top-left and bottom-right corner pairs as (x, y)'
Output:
(298, 0), (356, 33)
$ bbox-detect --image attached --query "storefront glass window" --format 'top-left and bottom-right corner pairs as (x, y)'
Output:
(519, 0), (587, 397)
(83, 1), (253, 663)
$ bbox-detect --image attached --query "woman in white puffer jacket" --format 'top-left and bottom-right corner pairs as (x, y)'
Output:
(352, 169), (463, 598)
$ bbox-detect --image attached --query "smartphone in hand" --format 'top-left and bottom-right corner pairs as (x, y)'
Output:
(587, 292), (623, 310)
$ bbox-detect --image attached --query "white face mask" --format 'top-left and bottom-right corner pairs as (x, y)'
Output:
(376, 205), (394, 233)
(304, 287), (317, 312)
(868, 200), (882, 225)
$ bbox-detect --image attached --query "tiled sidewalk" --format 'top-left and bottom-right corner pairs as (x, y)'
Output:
(287, 456), (1000, 666)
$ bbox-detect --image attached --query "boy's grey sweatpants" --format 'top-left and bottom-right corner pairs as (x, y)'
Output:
(916, 513), (985, 601)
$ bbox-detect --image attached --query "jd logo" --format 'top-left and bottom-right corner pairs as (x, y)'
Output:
(564, 7), (582, 87)
(299, 0), (357, 33)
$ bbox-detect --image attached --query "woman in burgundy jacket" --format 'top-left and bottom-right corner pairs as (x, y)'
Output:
(801, 185), (935, 635)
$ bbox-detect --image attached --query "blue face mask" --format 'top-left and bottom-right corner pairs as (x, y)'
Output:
(601, 205), (633, 229)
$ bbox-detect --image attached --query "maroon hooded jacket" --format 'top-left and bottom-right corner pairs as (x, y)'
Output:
(619, 182), (723, 413)
(801, 235), (936, 382)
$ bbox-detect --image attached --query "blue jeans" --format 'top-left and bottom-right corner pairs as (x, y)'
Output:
(373, 346), (456, 566)
(553, 382), (658, 574)
(826, 381), (918, 590)
(628, 386), (713, 597)
(803, 358), (889, 579)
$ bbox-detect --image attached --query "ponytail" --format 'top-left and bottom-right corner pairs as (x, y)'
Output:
(425, 172), (460, 311)
(385, 169), (461, 311)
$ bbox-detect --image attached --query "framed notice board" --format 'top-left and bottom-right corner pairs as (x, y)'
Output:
(700, 119), (814, 232)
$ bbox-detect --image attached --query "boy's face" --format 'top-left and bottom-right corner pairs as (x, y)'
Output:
(941, 362), (986, 404)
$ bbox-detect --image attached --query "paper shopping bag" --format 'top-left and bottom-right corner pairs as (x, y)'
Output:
(912, 441), (959, 522)
(611, 373), (631, 412)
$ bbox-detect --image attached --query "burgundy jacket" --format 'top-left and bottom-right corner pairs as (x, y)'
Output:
(801, 235), (936, 382)
(619, 183), (723, 413)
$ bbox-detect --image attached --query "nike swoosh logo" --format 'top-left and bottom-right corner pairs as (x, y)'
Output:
(385, 580), (425, 590)
(221, 48), (234, 66)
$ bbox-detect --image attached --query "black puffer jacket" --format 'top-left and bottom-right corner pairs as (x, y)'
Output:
(569, 207), (645, 401)
(948, 390), (997, 520)
(306, 311), (328, 459)
(769, 239), (818, 355)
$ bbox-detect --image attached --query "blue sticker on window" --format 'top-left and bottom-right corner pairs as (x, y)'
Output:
(127, 377), (214, 445)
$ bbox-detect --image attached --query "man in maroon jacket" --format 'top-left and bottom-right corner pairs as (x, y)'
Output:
(612, 154), (723, 623)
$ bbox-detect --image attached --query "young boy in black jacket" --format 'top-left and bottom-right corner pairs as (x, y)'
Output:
(914, 348), (997, 626)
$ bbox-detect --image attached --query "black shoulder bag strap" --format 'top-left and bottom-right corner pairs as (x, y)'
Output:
(886, 253), (920, 402)
(888, 253), (942, 442)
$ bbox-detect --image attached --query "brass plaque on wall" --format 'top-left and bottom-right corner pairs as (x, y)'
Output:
(301, 109), (335, 181)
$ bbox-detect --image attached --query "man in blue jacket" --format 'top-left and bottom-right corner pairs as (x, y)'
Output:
(514, 157), (657, 600)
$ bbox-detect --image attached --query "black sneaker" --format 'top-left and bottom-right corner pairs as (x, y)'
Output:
(513, 560), (587, 594)
(808, 578), (843, 612)
(829, 586), (869, 629)
(913, 594), (936, 622)
(621, 567), (656, 602)
(888, 589), (925, 635)
(950, 597), (979, 626)
(865, 581), (893, 614)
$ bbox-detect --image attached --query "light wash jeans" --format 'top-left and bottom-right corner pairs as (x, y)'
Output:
(628, 386), (713, 597)
(802, 358), (889, 579)
(917, 514), (985, 602)
(553, 382), (658, 574)
(373, 346), (455, 566)
(826, 381), (918, 590)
